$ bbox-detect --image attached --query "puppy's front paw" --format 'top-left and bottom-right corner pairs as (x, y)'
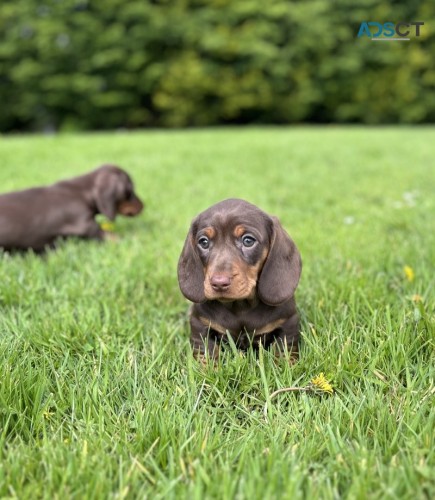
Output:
(272, 344), (299, 365)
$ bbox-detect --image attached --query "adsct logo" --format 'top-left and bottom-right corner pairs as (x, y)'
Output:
(357, 22), (424, 41)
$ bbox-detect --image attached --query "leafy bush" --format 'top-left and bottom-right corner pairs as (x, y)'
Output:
(0, 0), (434, 131)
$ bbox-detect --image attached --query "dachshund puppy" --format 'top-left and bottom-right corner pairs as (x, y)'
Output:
(178, 198), (302, 361)
(0, 165), (143, 252)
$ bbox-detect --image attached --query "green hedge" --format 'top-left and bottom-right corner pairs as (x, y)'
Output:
(0, 0), (434, 131)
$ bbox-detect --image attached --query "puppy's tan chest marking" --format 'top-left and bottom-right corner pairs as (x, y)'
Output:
(198, 315), (285, 337)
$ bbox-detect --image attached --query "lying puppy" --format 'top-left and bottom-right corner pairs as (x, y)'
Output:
(0, 164), (143, 252)
(178, 198), (302, 361)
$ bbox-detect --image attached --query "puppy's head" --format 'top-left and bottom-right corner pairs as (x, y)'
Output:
(178, 199), (301, 305)
(93, 165), (144, 221)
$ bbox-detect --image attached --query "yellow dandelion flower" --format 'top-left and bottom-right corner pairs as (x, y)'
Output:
(310, 373), (334, 394)
(404, 265), (415, 282)
(411, 294), (423, 303)
(43, 410), (54, 420)
(100, 221), (115, 232)
(263, 372), (334, 418)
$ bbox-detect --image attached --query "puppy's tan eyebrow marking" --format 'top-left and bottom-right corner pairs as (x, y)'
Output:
(233, 225), (246, 238)
(202, 227), (216, 239)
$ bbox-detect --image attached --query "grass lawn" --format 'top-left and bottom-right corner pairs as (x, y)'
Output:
(0, 127), (434, 499)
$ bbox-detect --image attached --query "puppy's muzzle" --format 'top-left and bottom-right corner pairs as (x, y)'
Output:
(118, 198), (144, 217)
(210, 274), (231, 293)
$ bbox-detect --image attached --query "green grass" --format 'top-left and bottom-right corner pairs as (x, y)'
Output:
(0, 127), (434, 499)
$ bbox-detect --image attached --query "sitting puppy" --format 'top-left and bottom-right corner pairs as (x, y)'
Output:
(178, 198), (302, 361)
(0, 164), (143, 252)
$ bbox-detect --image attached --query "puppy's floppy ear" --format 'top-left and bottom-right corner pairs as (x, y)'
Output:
(177, 221), (206, 303)
(258, 216), (302, 306)
(93, 170), (121, 221)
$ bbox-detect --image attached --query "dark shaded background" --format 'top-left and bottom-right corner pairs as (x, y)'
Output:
(0, 0), (433, 132)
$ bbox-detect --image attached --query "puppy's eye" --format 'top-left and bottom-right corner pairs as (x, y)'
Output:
(198, 236), (210, 249)
(242, 235), (256, 248)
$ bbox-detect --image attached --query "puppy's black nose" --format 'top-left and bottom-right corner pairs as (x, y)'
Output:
(210, 274), (231, 291)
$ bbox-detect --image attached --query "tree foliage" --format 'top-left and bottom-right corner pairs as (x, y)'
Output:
(0, 0), (434, 131)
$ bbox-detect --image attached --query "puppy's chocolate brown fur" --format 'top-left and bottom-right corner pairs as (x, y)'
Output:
(0, 165), (143, 252)
(178, 199), (302, 361)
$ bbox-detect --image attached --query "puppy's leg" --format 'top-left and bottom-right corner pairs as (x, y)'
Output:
(272, 313), (300, 364)
(83, 219), (119, 242)
(190, 314), (220, 363)
(83, 220), (106, 240)
(62, 218), (105, 241)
